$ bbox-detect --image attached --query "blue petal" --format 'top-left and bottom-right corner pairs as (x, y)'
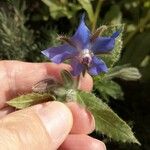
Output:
(71, 58), (84, 76)
(50, 51), (73, 63)
(91, 31), (119, 54)
(89, 56), (108, 75)
(72, 14), (91, 49)
(41, 44), (77, 64)
(111, 31), (120, 38)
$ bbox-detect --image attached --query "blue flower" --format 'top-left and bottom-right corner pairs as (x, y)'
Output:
(42, 14), (119, 76)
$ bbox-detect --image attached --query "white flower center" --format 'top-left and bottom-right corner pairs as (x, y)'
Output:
(80, 49), (93, 66)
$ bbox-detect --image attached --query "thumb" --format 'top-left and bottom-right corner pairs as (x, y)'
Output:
(0, 101), (73, 150)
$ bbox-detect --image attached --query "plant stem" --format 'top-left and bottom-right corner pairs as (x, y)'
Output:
(92, 0), (104, 32)
(104, 72), (121, 80)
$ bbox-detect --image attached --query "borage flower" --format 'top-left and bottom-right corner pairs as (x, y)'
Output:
(42, 14), (119, 76)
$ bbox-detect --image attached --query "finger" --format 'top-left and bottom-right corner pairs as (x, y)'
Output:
(0, 106), (15, 119)
(0, 61), (70, 102)
(0, 101), (73, 150)
(67, 102), (95, 134)
(0, 102), (95, 135)
(77, 72), (93, 92)
(0, 61), (93, 108)
(59, 134), (106, 150)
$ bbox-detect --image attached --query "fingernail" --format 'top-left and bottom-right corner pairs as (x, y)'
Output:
(34, 101), (73, 148)
(87, 111), (95, 133)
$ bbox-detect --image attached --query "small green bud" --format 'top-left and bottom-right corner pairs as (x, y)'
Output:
(117, 67), (141, 81)
(106, 67), (141, 81)
(54, 88), (67, 98)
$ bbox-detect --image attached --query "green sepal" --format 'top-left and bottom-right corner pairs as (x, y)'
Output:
(76, 91), (140, 145)
(32, 77), (61, 93)
(7, 93), (55, 109)
(61, 70), (76, 89)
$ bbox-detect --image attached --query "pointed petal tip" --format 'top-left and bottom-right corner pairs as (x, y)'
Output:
(72, 13), (90, 49)
(103, 67), (108, 73)
(41, 49), (49, 57)
(79, 13), (86, 27)
(41, 50), (45, 54)
(111, 31), (120, 38)
(81, 13), (85, 21)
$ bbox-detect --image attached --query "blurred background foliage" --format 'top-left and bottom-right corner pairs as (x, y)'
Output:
(0, 0), (149, 149)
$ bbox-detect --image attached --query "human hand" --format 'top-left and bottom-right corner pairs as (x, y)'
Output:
(0, 61), (106, 150)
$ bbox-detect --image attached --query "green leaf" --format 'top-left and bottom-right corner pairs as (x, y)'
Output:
(77, 0), (94, 24)
(61, 70), (76, 89)
(42, 0), (81, 19)
(100, 24), (124, 67)
(94, 80), (124, 101)
(120, 31), (150, 82)
(7, 93), (55, 109)
(121, 31), (150, 66)
(76, 91), (140, 144)
(104, 5), (122, 25)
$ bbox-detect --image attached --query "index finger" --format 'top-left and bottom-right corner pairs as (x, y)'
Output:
(0, 61), (93, 109)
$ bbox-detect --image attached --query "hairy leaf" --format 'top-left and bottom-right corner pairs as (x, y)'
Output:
(76, 91), (140, 144)
(94, 80), (124, 101)
(104, 4), (122, 24)
(122, 31), (150, 66)
(100, 24), (124, 67)
(42, 0), (81, 19)
(7, 93), (55, 109)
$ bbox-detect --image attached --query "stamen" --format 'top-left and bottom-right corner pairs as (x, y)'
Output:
(81, 49), (93, 56)
(80, 49), (93, 66)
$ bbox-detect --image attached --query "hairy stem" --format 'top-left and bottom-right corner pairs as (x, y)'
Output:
(92, 0), (104, 32)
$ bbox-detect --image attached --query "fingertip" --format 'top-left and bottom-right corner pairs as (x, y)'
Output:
(44, 63), (71, 80)
(67, 102), (95, 134)
(78, 73), (93, 92)
(59, 135), (106, 150)
(0, 101), (73, 150)
(34, 101), (73, 148)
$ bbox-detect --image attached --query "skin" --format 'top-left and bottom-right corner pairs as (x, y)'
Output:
(0, 61), (106, 150)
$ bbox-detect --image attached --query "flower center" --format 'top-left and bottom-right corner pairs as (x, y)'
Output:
(80, 49), (93, 66)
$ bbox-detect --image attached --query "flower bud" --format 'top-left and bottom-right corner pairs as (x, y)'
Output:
(118, 67), (141, 81)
